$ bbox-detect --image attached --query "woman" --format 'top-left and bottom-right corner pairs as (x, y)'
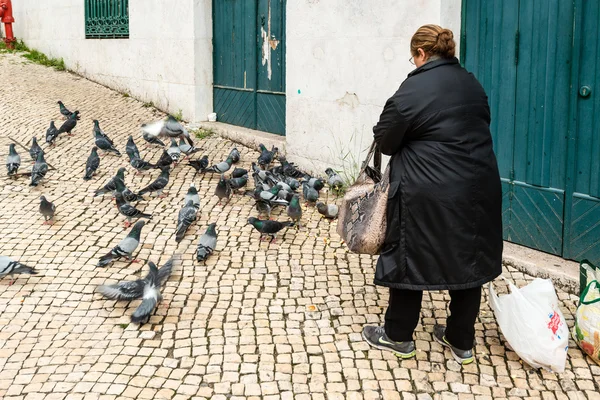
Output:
(362, 25), (503, 365)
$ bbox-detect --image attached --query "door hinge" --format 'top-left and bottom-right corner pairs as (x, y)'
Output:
(509, 169), (515, 181)
(514, 30), (519, 65)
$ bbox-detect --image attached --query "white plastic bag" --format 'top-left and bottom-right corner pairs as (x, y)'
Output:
(489, 277), (569, 372)
(573, 260), (600, 365)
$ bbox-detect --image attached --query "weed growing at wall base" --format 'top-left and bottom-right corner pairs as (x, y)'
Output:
(0, 40), (65, 71)
(191, 128), (215, 140)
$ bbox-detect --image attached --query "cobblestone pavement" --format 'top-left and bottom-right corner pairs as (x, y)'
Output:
(1, 52), (599, 400)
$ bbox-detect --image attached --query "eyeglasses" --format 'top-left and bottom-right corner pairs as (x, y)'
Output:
(409, 57), (415, 65)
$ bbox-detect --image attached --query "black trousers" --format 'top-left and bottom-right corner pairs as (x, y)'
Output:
(384, 286), (482, 350)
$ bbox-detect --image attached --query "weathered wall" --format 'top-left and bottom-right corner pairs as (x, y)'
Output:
(11, 0), (213, 122)
(285, 0), (462, 177)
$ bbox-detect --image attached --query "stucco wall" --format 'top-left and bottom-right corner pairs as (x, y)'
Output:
(11, 0), (213, 122)
(285, 0), (462, 177)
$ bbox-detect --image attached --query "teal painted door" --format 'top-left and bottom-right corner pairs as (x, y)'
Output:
(462, 0), (600, 264)
(212, 0), (286, 135)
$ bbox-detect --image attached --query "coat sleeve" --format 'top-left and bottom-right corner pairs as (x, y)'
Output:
(373, 97), (409, 156)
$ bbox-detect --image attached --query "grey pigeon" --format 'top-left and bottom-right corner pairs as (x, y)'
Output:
(284, 176), (301, 191)
(247, 217), (294, 243)
(39, 195), (56, 225)
(126, 135), (140, 160)
(231, 167), (248, 178)
(302, 182), (319, 203)
(137, 167), (170, 197)
(183, 183), (200, 209)
(56, 111), (79, 136)
(97, 258), (174, 324)
(114, 176), (144, 203)
(57, 101), (77, 119)
(279, 156), (303, 178)
(179, 137), (200, 158)
(196, 223), (217, 263)
(141, 120), (166, 147)
(167, 138), (181, 164)
(287, 194), (302, 229)
(215, 174), (232, 204)
(84, 147), (100, 180)
(93, 121), (121, 156)
(257, 144), (277, 169)
(188, 155), (209, 174)
(229, 148), (241, 164)
(175, 200), (198, 243)
(130, 155), (157, 174)
(45, 121), (59, 146)
(160, 115), (194, 146)
(30, 151), (48, 187)
(29, 137), (42, 162)
(155, 150), (174, 169)
(325, 168), (344, 191)
(205, 156), (233, 174)
(115, 191), (152, 227)
(6, 144), (20, 176)
(305, 176), (325, 191)
(227, 175), (248, 192)
(97, 220), (145, 267)
(94, 167), (126, 197)
(0, 256), (38, 285)
(317, 202), (339, 219)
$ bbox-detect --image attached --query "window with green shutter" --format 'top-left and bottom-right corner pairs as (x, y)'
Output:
(85, 0), (129, 39)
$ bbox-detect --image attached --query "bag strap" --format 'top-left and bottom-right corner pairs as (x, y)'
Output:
(581, 280), (600, 305)
(360, 142), (382, 174)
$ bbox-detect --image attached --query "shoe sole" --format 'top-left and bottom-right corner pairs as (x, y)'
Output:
(433, 334), (474, 365)
(361, 331), (416, 359)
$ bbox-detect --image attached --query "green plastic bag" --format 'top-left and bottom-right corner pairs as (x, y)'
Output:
(572, 260), (600, 365)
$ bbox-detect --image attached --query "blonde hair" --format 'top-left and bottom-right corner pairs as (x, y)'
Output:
(410, 24), (456, 59)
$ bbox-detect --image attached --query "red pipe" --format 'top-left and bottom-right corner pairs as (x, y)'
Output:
(0, 0), (15, 49)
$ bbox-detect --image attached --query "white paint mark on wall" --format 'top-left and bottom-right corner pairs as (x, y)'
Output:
(261, 0), (273, 80)
(336, 92), (360, 109)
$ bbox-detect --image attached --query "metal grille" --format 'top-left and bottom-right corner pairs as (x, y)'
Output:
(85, 0), (129, 39)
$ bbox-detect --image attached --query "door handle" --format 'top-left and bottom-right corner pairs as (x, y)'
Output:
(579, 86), (592, 97)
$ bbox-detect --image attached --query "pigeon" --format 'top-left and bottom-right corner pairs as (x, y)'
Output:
(196, 223), (218, 263)
(0, 256), (38, 285)
(231, 167), (248, 179)
(215, 174), (232, 204)
(205, 156), (233, 174)
(316, 202), (339, 219)
(284, 176), (301, 191)
(256, 200), (273, 219)
(302, 182), (319, 203)
(260, 186), (286, 204)
(45, 121), (59, 146)
(247, 217), (294, 243)
(93, 121), (121, 156)
(39, 196), (56, 225)
(188, 155), (209, 174)
(229, 148), (241, 164)
(279, 156), (303, 178)
(161, 115), (194, 146)
(325, 168), (344, 191)
(30, 151), (48, 187)
(178, 137), (201, 158)
(155, 150), (174, 170)
(167, 138), (181, 164)
(114, 176), (144, 203)
(137, 167), (170, 198)
(94, 167), (126, 197)
(258, 144), (278, 169)
(141, 120), (166, 147)
(29, 137), (42, 162)
(183, 183), (200, 209)
(126, 135), (141, 160)
(6, 144), (20, 176)
(84, 147), (100, 180)
(97, 220), (145, 267)
(97, 258), (174, 325)
(129, 156), (157, 174)
(115, 191), (152, 227)
(227, 175), (248, 192)
(56, 111), (80, 136)
(57, 100), (76, 119)
(305, 176), (325, 191)
(175, 200), (198, 243)
(287, 194), (302, 228)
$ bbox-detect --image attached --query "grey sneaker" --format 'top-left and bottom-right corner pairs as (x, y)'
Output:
(433, 325), (475, 365)
(362, 325), (416, 359)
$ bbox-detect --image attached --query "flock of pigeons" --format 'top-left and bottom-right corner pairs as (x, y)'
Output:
(2, 100), (346, 324)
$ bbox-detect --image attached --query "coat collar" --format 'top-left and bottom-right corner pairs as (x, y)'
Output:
(407, 57), (459, 78)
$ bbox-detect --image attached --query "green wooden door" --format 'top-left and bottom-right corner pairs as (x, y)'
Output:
(462, 0), (600, 264)
(212, 0), (286, 135)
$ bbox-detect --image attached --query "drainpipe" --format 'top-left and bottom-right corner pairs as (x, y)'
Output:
(0, 0), (15, 49)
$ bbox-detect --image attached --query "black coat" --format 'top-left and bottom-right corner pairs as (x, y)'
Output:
(373, 57), (503, 290)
